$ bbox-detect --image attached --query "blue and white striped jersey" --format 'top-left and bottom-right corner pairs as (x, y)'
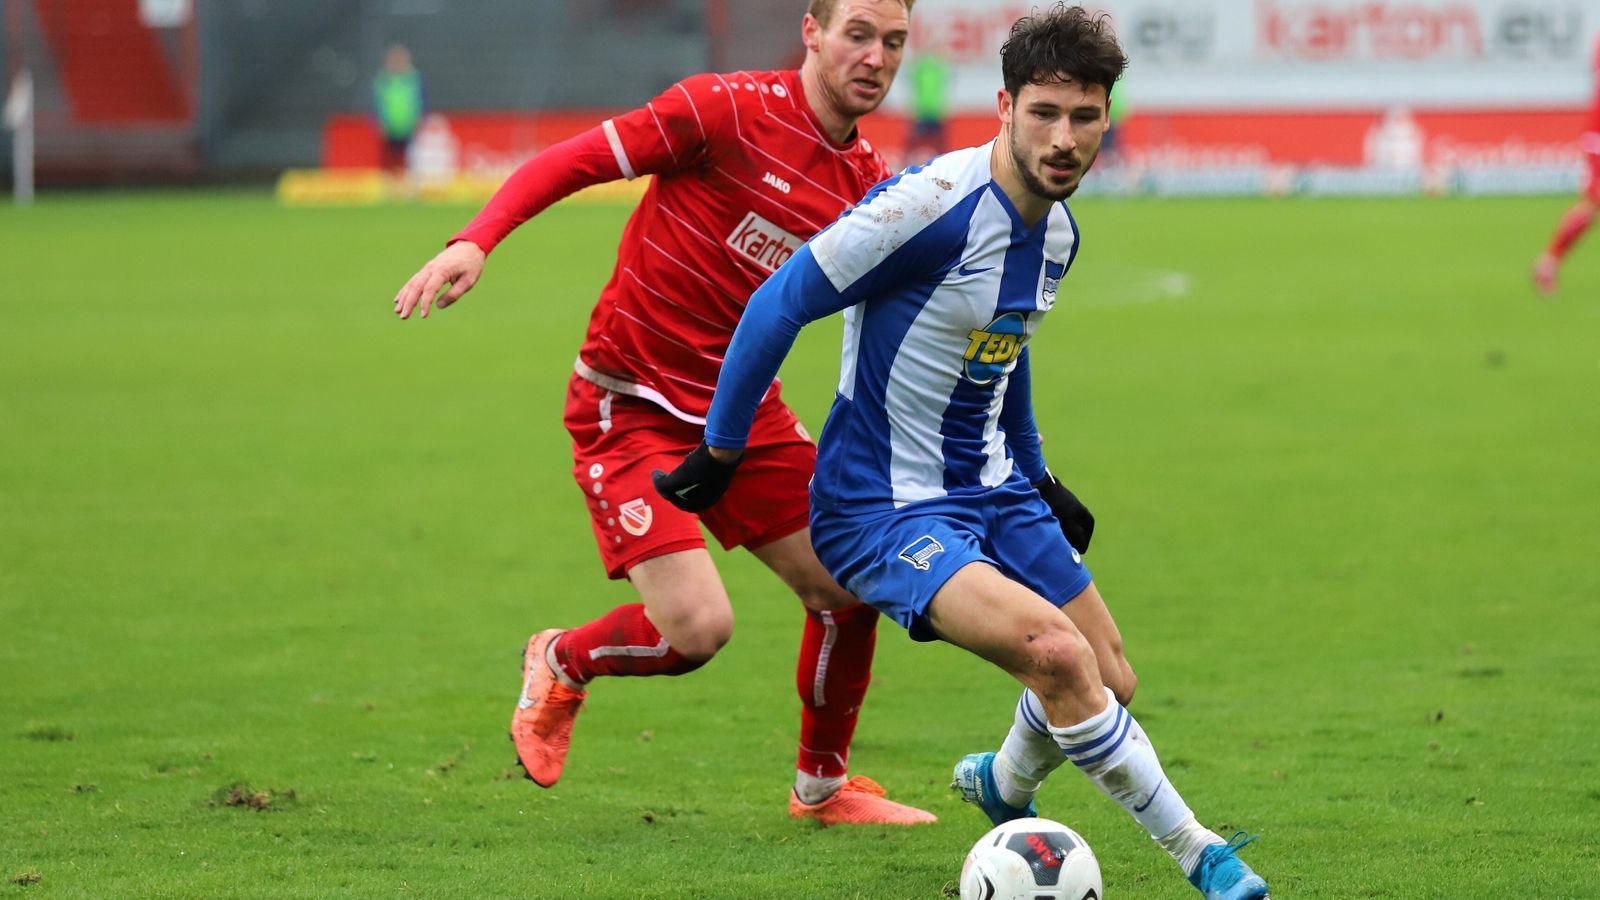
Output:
(705, 141), (1081, 512)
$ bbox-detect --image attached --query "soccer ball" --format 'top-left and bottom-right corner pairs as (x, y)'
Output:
(959, 817), (1102, 900)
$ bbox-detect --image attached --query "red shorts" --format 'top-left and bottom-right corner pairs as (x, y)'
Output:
(563, 373), (817, 579)
(1587, 151), (1600, 202)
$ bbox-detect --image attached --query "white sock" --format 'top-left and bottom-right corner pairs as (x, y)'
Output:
(993, 689), (1069, 808)
(1156, 814), (1225, 877)
(1050, 688), (1198, 854)
(544, 637), (584, 689)
(794, 771), (846, 806)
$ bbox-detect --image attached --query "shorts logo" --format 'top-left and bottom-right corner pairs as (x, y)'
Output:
(963, 311), (1029, 385)
(727, 211), (801, 274)
(619, 498), (653, 536)
(1041, 259), (1066, 309)
(898, 536), (945, 570)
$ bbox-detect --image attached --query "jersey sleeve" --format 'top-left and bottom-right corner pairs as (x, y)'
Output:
(449, 74), (733, 254)
(600, 72), (734, 180)
(999, 347), (1048, 484)
(807, 171), (971, 301)
(450, 125), (624, 254)
(703, 245), (855, 449)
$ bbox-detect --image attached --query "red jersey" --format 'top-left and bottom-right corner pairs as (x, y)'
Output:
(454, 69), (893, 422)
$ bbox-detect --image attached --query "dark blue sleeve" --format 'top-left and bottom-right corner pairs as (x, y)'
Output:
(704, 245), (851, 449)
(1000, 347), (1048, 483)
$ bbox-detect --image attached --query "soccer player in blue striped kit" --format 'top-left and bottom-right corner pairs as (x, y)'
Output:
(655, 5), (1270, 898)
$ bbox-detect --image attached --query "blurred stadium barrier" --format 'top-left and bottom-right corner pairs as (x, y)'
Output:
(4, 0), (1598, 197)
(3, 0), (200, 180)
(901, 0), (1597, 196)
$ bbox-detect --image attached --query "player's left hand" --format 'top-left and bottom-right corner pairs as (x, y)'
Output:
(653, 442), (743, 512)
(1034, 470), (1094, 554)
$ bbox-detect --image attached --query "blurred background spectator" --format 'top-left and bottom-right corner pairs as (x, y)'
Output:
(904, 49), (951, 166)
(372, 44), (423, 177)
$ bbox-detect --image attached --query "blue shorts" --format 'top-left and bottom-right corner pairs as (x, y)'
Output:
(810, 477), (1094, 642)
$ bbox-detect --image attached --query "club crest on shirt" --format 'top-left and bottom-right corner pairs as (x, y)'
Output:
(1041, 259), (1066, 309)
(962, 311), (1028, 385)
(619, 498), (653, 536)
(726, 211), (802, 274)
(898, 535), (945, 570)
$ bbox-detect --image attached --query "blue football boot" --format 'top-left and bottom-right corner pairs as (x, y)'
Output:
(951, 752), (1037, 825)
(1188, 831), (1269, 900)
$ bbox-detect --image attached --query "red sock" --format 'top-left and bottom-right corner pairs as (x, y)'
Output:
(1548, 205), (1596, 260)
(795, 602), (879, 779)
(552, 603), (705, 683)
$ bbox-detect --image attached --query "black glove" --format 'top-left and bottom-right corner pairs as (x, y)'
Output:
(1034, 469), (1094, 554)
(652, 442), (743, 512)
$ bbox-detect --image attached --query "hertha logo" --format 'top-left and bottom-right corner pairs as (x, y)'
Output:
(898, 536), (945, 571)
(726, 212), (801, 274)
(1041, 259), (1066, 309)
(618, 498), (653, 536)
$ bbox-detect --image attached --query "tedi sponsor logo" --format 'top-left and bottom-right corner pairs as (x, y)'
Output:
(726, 212), (802, 274)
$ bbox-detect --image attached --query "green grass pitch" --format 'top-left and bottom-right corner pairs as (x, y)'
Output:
(3, 190), (1598, 897)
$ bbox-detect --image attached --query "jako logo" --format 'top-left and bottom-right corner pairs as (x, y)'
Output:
(962, 311), (1028, 385)
(726, 212), (802, 274)
(762, 171), (792, 194)
(898, 536), (945, 570)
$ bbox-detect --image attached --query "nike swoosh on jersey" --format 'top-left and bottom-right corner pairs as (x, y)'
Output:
(957, 263), (995, 276)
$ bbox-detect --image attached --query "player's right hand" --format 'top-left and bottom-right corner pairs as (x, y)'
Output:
(393, 240), (487, 319)
(652, 442), (743, 512)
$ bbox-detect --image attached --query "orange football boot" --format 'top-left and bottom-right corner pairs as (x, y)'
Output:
(510, 628), (587, 787)
(788, 775), (937, 825)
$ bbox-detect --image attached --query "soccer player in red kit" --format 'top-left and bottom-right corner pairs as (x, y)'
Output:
(1534, 33), (1600, 294)
(392, 0), (934, 825)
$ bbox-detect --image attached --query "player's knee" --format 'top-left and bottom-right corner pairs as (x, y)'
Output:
(644, 590), (735, 661)
(1022, 624), (1097, 691)
(671, 604), (734, 660)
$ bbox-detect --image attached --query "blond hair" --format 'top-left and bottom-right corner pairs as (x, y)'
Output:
(808, 0), (914, 28)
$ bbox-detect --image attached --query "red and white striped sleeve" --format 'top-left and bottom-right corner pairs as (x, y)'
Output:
(600, 72), (730, 180)
(450, 74), (731, 255)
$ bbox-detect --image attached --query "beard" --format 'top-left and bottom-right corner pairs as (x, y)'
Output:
(1008, 128), (1095, 201)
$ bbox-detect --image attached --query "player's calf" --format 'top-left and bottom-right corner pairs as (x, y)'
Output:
(552, 603), (717, 680)
(1099, 645), (1137, 706)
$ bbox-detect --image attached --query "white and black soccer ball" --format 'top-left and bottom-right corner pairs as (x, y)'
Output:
(959, 817), (1102, 900)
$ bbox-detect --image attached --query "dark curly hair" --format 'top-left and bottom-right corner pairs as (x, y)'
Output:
(1000, 3), (1127, 99)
